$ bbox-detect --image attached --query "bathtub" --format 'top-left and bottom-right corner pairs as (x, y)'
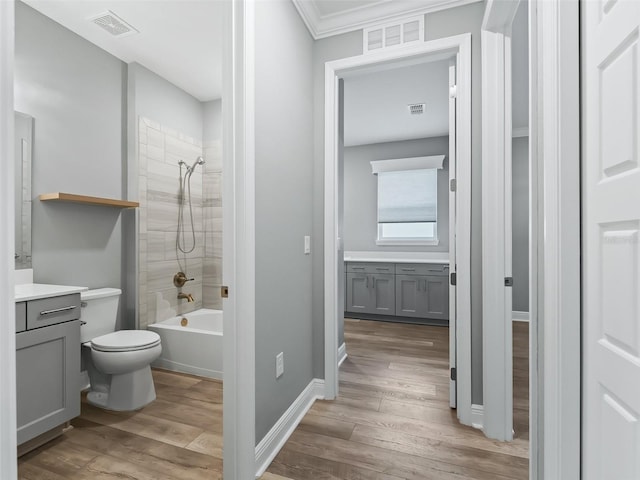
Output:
(148, 309), (223, 380)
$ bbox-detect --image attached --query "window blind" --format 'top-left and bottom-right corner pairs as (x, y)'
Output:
(377, 168), (438, 223)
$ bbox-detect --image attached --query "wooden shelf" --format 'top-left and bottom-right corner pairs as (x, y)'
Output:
(39, 193), (139, 209)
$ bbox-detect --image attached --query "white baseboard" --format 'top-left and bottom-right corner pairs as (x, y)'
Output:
(338, 342), (347, 367)
(255, 378), (325, 478)
(513, 311), (530, 322)
(471, 403), (484, 429)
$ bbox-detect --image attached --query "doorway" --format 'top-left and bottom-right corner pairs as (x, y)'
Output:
(324, 34), (474, 424)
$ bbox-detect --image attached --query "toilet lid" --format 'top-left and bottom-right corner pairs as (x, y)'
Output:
(91, 330), (161, 352)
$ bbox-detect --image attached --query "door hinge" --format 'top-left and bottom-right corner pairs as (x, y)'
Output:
(504, 277), (513, 287)
(449, 85), (457, 98)
(221, 285), (229, 298)
(450, 272), (457, 286)
(450, 179), (456, 192)
(450, 367), (457, 381)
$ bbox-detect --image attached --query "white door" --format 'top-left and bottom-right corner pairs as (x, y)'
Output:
(448, 61), (457, 409)
(583, 1), (640, 478)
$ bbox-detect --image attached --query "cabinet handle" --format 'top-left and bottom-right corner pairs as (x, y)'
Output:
(39, 305), (76, 316)
(376, 267), (389, 271)
(402, 268), (416, 272)
(352, 267), (365, 270)
(365, 276), (369, 288)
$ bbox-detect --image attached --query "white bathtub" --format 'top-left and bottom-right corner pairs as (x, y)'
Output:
(148, 309), (223, 380)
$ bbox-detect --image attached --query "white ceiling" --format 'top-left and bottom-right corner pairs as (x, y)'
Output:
(343, 59), (450, 147)
(23, 0), (224, 102)
(293, 0), (483, 39)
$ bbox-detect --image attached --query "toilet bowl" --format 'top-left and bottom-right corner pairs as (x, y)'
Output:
(81, 289), (162, 411)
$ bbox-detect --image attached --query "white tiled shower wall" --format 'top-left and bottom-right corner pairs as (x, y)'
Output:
(138, 117), (222, 329)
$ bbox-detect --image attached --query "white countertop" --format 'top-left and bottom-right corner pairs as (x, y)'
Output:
(344, 251), (449, 264)
(15, 283), (88, 302)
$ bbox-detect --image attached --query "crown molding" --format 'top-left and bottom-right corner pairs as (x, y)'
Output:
(292, 0), (483, 40)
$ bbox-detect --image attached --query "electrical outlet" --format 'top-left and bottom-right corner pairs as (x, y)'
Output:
(276, 352), (284, 378)
(304, 236), (311, 254)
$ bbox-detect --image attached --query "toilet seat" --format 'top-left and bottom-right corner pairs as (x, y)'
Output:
(91, 330), (161, 353)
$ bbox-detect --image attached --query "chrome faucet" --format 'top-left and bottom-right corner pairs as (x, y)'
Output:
(178, 292), (194, 303)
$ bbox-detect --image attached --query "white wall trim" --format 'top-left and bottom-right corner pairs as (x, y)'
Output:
(513, 311), (530, 322)
(0, 1), (17, 476)
(338, 342), (347, 367)
(471, 404), (484, 430)
(533, 0), (581, 478)
(223, 0), (256, 478)
(255, 378), (325, 478)
(292, 0), (483, 40)
(324, 34), (473, 427)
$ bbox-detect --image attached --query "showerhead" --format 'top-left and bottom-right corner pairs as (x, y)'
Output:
(187, 156), (205, 175)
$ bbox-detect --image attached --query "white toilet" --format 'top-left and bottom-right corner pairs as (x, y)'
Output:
(80, 288), (162, 411)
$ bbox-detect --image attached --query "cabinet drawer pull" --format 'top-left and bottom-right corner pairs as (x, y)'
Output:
(39, 305), (76, 316)
(401, 268), (416, 272)
(352, 267), (365, 270)
(376, 267), (390, 271)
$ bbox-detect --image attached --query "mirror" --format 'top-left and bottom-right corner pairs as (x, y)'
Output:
(14, 111), (33, 270)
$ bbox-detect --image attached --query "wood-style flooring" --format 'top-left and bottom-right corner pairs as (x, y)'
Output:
(18, 370), (223, 480)
(265, 318), (530, 480)
(18, 320), (529, 480)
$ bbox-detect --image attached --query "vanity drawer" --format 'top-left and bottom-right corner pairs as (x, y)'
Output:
(26, 294), (81, 330)
(15, 302), (26, 333)
(395, 263), (449, 276)
(346, 262), (394, 274)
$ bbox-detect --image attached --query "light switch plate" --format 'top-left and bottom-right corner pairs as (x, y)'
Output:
(304, 236), (311, 254)
(276, 352), (284, 378)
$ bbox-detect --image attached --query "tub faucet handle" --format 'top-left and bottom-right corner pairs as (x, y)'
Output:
(173, 272), (194, 288)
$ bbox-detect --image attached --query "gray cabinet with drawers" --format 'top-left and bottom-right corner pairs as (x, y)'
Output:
(346, 261), (449, 322)
(16, 293), (81, 445)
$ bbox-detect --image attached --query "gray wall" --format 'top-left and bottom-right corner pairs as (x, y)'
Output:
(512, 137), (529, 312)
(255, 0), (315, 444)
(129, 63), (204, 141)
(15, 2), (128, 327)
(203, 99), (222, 142)
(343, 136), (450, 253)
(312, 1), (486, 403)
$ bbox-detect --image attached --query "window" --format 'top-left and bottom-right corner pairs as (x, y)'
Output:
(371, 156), (443, 246)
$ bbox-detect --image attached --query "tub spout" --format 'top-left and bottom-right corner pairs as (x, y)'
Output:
(178, 292), (194, 303)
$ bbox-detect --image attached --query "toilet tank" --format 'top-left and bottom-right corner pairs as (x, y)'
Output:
(80, 288), (121, 343)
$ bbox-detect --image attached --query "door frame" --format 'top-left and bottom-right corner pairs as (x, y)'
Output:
(480, 0), (520, 443)
(532, 0), (581, 478)
(223, 0), (256, 478)
(482, 0), (581, 476)
(323, 33), (474, 425)
(0, 1), (17, 477)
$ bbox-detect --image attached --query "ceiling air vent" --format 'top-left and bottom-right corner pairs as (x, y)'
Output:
(89, 11), (139, 38)
(363, 16), (424, 54)
(408, 103), (425, 115)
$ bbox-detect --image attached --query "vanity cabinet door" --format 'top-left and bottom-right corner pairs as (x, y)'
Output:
(16, 320), (80, 445)
(346, 273), (372, 314)
(424, 275), (449, 320)
(370, 274), (395, 315)
(396, 275), (428, 318)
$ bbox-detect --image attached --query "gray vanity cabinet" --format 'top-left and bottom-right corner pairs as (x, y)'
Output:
(370, 274), (395, 314)
(346, 273), (371, 313)
(16, 294), (81, 446)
